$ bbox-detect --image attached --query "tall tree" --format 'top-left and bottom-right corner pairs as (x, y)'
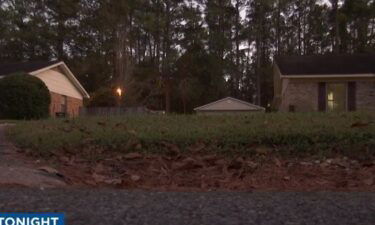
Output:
(1, 0), (374, 111)
(330, 0), (341, 53)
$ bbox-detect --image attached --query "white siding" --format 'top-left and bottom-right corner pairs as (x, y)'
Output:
(198, 99), (263, 111)
(34, 69), (83, 100)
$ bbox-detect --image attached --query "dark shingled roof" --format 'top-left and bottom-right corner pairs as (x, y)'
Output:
(275, 54), (375, 75)
(0, 61), (59, 76)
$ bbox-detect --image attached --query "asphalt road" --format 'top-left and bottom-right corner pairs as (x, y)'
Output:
(0, 189), (374, 225)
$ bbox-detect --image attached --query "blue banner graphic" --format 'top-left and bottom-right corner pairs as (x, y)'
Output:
(0, 213), (64, 225)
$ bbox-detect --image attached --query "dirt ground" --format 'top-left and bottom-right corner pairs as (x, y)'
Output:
(47, 150), (375, 192)
(2, 124), (374, 191)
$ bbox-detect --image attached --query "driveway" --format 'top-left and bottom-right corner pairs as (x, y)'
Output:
(0, 124), (65, 187)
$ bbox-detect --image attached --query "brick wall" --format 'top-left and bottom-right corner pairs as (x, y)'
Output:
(279, 80), (318, 112)
(357, 81), (375, 111)
(280, 80), (375, 112)
(50, 92), (83, 117)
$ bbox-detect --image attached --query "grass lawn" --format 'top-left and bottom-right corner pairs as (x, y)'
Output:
(5, 112), (375, 159)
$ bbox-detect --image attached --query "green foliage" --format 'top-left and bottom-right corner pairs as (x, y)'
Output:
(0, 74), (51, 120)
(174, 44), (228, 112)
(6, 112), (375, 159)
(1, 0), (375, 111)
(88, 87), (118, 107)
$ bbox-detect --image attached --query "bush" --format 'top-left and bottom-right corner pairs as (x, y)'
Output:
(0, 73), (51, 119)
(88, 87), (118, 107)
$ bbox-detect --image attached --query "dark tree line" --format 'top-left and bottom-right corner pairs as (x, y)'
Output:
(1, 0), (374, 112)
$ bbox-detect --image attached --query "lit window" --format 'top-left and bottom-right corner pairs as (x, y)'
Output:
(327, 83), (347, 112)
(327, 92), (334, 101)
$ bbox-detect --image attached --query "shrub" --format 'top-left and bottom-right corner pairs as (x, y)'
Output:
(88, 87), (118, 107)
(0, 73), (51, 119)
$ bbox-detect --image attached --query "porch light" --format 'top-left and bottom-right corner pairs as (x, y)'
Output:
(116, 87), (123, 97)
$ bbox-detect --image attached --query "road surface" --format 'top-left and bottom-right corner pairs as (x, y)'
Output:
(0, 189), (374, 225)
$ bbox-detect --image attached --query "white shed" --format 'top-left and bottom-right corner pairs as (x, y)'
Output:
(194, 97), (265, 114)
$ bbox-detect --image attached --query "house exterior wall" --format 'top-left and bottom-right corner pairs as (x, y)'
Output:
(50, 92), (83, 117)
(33, 68), (83, 100)
(272, 65), (282, 109)
(273, 65), (282, 98)
(32, 67), (86, 117)
(278, 78), (375, 112)
(279, 80), (318, 112)
(357, 81), (375, 111)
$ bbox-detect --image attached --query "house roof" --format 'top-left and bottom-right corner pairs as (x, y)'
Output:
(0, 61), (90, 98)
(275, 54), (375, 76)
(0, 61), (59, 76)
(194, 97), (265, 111)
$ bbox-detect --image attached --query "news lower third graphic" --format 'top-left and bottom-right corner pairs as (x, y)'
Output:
(0, 213), (65, 225)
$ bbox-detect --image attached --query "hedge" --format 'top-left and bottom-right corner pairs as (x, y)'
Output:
(0, 73), (51, 119)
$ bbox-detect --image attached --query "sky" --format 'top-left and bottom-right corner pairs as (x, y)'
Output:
(238, 0), (333, 20)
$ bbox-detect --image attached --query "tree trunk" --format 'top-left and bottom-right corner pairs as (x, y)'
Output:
(330, 0), (340, 53)
(234, 0), (241, 97)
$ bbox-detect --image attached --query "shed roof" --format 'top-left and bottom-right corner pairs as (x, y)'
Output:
(275, 54), (375, 76)
(194, 97), (265, 112)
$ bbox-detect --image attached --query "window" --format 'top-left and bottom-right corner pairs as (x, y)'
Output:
(326, 83), (347, 112)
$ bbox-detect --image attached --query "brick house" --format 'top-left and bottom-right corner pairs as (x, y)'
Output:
(273, 55), (375, 112)
(0, 61), (90, 117)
